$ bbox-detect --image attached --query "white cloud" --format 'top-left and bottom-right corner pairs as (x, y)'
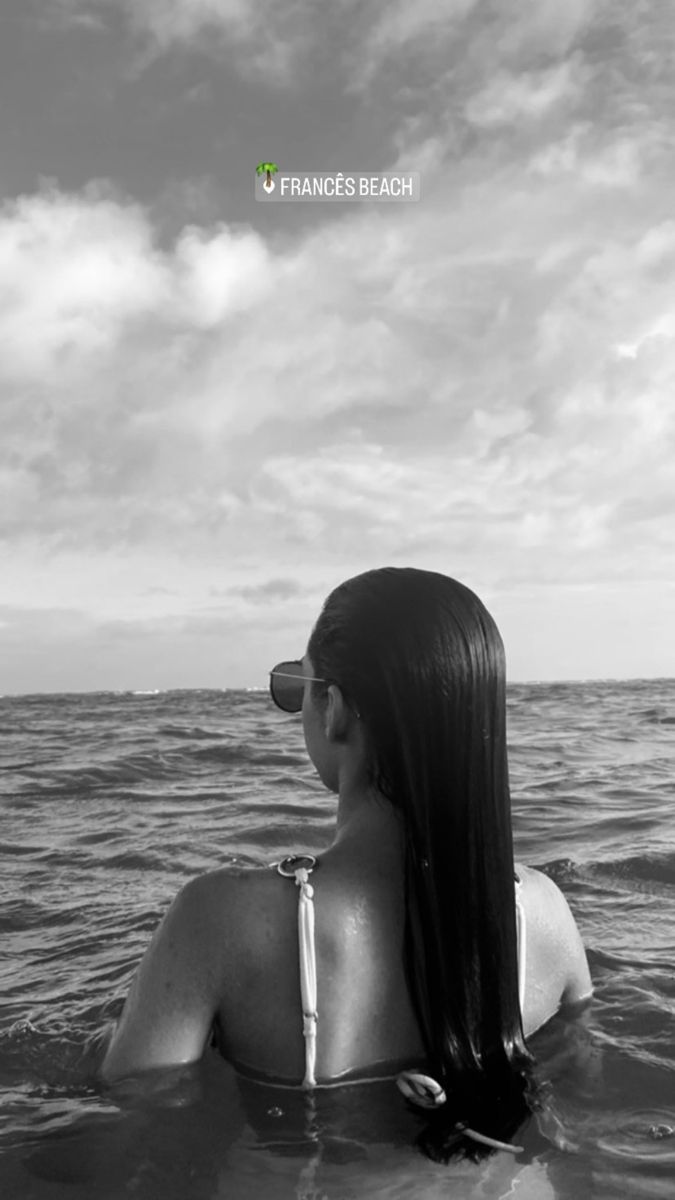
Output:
(465, 59), (584, 128)
(51, 0), (597, 93)
(3, 0), (674, 687)
(53, 0), (315, 82)
(494, 0), (594, 59)
(359, 0), (477, 83)
(0, 187), (166, 379)
(529, 118), (671, 190)
(0, 188), (276, 384)
(172, 224), (270, 326)
(529, 125), (586, 176)
(129, 0), (253, 43)
(1, 174), (674, 601)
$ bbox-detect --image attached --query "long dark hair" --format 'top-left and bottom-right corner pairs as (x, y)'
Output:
(307, 567), (536, 1160)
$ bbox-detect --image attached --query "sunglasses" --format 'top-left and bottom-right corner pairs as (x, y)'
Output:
(269, 660), (327, 713)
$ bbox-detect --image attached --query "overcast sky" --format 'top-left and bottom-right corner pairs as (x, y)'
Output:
(2, 0), (674, 693)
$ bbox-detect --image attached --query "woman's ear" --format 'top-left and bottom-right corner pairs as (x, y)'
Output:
(324, 685), (350, 742)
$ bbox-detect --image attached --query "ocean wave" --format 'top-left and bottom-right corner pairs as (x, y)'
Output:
(2, 680), (675, 1192)
(591, 852), (675, 890)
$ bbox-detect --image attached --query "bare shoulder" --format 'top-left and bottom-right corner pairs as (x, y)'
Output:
(184, 863), (280, 915)
(184, 864), (294, 947)
(101, 863), (292, 1080)
(516, 864), (593, 1007)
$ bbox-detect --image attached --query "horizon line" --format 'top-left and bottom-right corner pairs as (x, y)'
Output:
(2, 675), (674, 700)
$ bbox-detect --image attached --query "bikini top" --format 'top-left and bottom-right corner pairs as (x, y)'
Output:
(276, 854), (528, 1097)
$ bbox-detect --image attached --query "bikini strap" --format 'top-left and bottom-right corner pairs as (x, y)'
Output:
(514, 873), (527, 1015)
(277, 855), (318, 1088)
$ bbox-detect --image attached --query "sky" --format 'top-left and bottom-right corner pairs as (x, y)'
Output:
(1, 0), (674, 693)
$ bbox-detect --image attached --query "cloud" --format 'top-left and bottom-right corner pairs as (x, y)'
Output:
(493, 0), (594, 59)
(0, 185), (270, 382)
(0, 600), (312, 693)
(46, 0), (595, 91)
(360, 0), (478, 73)
(49, 0), (316, 84)
(3, 3), (675, 685)
(0, 186), (165, 379)
(0, 185), (274, 545)
(464, 58), (585, 128)
(232, 579), (303, 603)
(4, 1), (675, 648)
(2, 165), (674, 602)
(33, 1), (108, 33)
(529, 121), (670, 190)
(128, 0), (253, 43)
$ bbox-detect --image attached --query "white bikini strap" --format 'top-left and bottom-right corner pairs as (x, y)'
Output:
(514, 877), (527, 1017)
(277, 856), (318, 1089)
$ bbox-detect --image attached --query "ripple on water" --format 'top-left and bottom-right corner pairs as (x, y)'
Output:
(597, 1108), (675, 1164)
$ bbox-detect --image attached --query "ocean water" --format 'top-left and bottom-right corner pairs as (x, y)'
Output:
(1, 680), (674, 1200)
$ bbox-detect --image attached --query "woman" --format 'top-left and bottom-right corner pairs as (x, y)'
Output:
(101, 568), (591, 1159)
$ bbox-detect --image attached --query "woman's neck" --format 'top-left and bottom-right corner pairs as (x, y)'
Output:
(330, 783), (404, 860)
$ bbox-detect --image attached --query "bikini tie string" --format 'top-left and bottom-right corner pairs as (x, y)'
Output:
(275, 857), (319, 1089)
(396, 1071), (524, 1155)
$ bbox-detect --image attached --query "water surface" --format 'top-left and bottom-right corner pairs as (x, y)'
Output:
(1, 681), (674, 1198)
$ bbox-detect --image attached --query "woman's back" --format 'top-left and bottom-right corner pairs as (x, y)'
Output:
(100, 838), (589, 1085)
(198, 839), (589, 1085)
(210, 830), (426, 1083)
(101, 567), (592, 1159)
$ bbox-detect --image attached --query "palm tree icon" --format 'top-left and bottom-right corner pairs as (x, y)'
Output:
(256, 162), (279, 192)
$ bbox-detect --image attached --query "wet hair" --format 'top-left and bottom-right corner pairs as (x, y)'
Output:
(307, 567), (536, 1161)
